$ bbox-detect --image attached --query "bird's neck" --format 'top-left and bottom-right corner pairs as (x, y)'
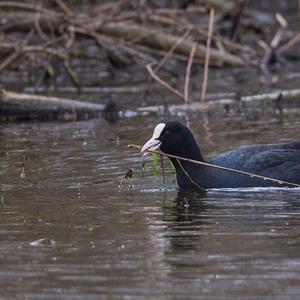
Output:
(166, 140), (206, 189)
(169, 156), (206, 190)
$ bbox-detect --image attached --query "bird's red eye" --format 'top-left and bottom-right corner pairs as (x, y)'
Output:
(164, 130), (169, 135)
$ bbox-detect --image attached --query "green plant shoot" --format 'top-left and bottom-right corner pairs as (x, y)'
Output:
(152, 152), (159, 176)
(5, 144), (9, 160)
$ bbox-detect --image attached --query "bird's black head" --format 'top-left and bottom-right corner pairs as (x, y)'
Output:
(141, 121), (203, 160)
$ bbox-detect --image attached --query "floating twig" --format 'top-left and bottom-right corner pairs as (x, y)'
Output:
(119, 168), (134, 187)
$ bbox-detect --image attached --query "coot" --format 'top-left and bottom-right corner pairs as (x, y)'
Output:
(141, 121), (300, 189)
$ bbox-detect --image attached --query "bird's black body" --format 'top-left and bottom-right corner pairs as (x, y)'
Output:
(142, 121), (300, 189)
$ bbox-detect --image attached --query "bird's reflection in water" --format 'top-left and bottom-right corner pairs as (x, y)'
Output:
(162, 189), (211, 252)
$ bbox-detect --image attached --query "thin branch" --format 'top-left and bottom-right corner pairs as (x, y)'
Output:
(54, 0), (73, 16)
(0, 43), (67, 59)
(0, 51), (20, 73)
(230, 0), (249, 41)
(63, 60), (81, 90)
(184, 42), (197, 103)
(65, 25), (75, 49)
(176, 158), (205, 191)
(260, 13), (288, 69)
(271, 13), (288, 48)
(146, 63), (184, 99)
(278, 31), (300, 54)
(0, 28), (35, 73)
(34, 3), (50, 42)
(201, 8), (215, 102)
(0, 1), (59, 16)
(154, 30), (190, 73)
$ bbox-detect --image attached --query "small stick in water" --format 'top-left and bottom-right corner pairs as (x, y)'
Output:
(119, 168), (133, 187)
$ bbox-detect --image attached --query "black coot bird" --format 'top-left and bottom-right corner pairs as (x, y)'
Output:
(141, 121), (300, 189)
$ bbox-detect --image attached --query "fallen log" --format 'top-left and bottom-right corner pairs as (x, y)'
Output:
(98, 23), (246, 66)
(241, 89), (300, 102)
(23, 84), (157, 94)
(137, 88), (300, 115)
(1, 86), (299, 121)
(0, 89), (104, 121)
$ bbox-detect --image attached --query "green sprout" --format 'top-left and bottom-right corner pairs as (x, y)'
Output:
(152, 152), (159, 176)
(0, 195), (4, 207)
(47, 64), (55, 77)
(5, 144), (9, 160)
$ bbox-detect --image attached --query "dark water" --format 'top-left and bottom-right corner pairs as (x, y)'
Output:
(0, 114), (299, 299)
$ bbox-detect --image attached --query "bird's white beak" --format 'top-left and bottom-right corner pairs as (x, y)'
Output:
(141, 137), (161, 154)
(141, 123), (165, 155)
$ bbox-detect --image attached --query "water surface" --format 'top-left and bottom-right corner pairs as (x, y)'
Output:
(0, 115), (299, 299)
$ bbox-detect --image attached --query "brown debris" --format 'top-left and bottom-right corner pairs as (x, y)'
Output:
(0, 0), (249, 87)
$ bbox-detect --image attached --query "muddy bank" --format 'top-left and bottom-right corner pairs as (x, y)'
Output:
(0, 0), (299, 120)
